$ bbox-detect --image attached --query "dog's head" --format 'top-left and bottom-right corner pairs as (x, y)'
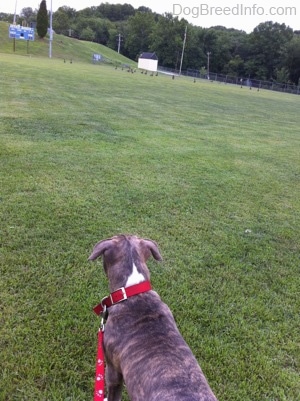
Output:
(88, 235), (162, 290)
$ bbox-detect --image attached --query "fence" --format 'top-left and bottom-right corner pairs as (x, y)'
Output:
(158, 66), (300, 95)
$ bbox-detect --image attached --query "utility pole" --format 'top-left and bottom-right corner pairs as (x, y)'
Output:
(13, 0), (17, 51)
(13, 0), (17, 24)
(207, 51), (211, 80)
(179, 25), (187, 75)
(49, 0), (53, 58)
(117, 33), (122, 53)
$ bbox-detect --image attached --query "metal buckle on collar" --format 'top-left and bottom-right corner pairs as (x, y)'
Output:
(100, 296), (109, 309)
(100, 304), (107, 331)
(110, 287), (127, 305)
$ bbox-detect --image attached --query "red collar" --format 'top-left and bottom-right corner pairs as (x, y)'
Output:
(93, 281), (152, 315)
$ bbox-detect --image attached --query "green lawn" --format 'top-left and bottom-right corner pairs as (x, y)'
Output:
(0, 53), (299, 401)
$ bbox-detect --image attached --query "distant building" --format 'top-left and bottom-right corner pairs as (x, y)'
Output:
(138, 52), (158, 72)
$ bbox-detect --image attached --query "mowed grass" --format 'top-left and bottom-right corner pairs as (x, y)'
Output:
(0, 53), (299, 401)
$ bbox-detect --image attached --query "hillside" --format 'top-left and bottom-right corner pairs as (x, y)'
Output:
(0, 21), (135, 66)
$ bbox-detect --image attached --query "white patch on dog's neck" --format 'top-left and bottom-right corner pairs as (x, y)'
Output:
(125, 263), (145, 287)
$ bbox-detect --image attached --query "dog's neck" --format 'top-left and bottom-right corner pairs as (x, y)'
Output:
(125, 262), (146, 287)
(107, 260), (150, 293)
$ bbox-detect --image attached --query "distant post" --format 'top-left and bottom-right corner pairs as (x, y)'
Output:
(13, 0), (17, 24)
(117, 34), (122, 54)
(49, 0), (53, 58)
(207, 52), (211, 80)
(13, 0), (17, 52)
(179, 25), (187, 76)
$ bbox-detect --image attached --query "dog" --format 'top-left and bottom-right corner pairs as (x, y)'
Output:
(89, 235), (218, 401)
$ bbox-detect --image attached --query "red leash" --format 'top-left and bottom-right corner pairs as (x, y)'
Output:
(94, 328), (105, 400)
(93, 281), (152, 401)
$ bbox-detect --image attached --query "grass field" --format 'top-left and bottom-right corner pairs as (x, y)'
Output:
(0, 51), (299, 401)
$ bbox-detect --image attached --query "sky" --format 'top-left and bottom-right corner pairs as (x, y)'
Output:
(1, 0), (299, 33)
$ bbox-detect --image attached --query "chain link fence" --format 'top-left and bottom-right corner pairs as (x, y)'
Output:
(158, 66), (300, 95)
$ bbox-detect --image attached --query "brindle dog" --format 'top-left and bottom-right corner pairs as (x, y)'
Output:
(89, 235), (218, 401)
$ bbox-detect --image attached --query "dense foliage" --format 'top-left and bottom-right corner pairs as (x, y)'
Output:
(36, 0), (48, 39)
(1, 2), (299, 84)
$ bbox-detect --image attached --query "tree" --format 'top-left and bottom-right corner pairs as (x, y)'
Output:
(137, 6), (152, 13)
(93, 18), (112, 45)
(36, 0), (48, 39)
(225, 55), (245, 76)
(275, 67), (289, 83)
(284, 36), (300, 84)
(124, 11), (155, 59)
(150, 13), (186, 69)
(107, 20), (127, 51)
(97, 3), (134, 21)
(20, 7), (36, 26)
(107, 26), (118, 50)
(53, 6), (77, 35)
(79, 27), (95, 41)
(183, 26), (207, 70)
(247, 21), (293, 79)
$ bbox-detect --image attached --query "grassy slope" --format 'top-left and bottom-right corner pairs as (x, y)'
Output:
(0, 52), (299, 401)
(0, 21), (135, 66)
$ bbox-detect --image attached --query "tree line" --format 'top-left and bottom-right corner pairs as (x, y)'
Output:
(1, 2), (300, 84)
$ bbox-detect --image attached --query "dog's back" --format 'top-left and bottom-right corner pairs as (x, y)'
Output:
(89, 235), (218, 401)
(104, 291), (216, 401)
(105, 292), (217, 401)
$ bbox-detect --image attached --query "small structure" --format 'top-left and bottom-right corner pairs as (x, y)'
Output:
(138, 52), (158, 72)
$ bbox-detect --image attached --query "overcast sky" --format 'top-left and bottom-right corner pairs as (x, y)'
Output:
(1, 0), (299, 33)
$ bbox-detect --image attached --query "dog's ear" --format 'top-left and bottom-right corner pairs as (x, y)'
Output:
(142, 239), (163, 261)
(88, 239), (112, 261)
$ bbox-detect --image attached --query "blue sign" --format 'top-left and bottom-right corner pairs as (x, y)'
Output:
(93, 54), (102, 61)
(9, 25), (35, 41)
